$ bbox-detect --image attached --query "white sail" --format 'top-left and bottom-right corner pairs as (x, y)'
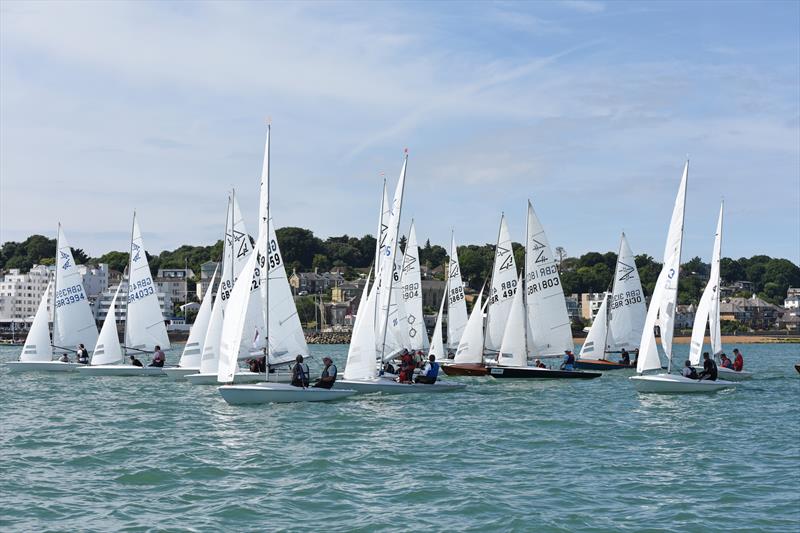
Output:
(579, 293), (613, 359)
(199, 286), (224, 374)
(375, 155), (408, 360)
(485, 215), (518, 353)
(637, 161), (689, 374)
(524, 201), (573, 357)
(375, 181), (391, 279)
(497, 275), (527, 367)
(19, 281), (53, 362)
(344, 274), (378, 381)
(689, 203), (724, 365)
(399, 222), (428, 352)
(178, 268), (217, 368)
(265, 216), (309, 365)
(53, 225), (98, 350)
(607, 233), (647, 352)
(453, 288), (485, 364)
(446, 233), (469, 351)
(218, 233), (264, 383)
(383, 247), (408, 360)
(428, 288), (446, 362)
(91, 284), (123, 365)
(125, 215), (170, 351)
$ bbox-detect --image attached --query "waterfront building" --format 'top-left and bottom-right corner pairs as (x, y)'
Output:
(78, 263), (109, 300)
(580, 292), (608, 321)
(675, 304), (697, 329)
(0, 265), (55, 320)
(155, 267), (194, 305)
(720, 295), (784, 330)
(784, 287), (800, 312)
(196, 261), (220, 300)
(93, 281), (172, 323)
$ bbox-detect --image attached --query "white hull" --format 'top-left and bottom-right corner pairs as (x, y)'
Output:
(75, 365), (166, 377)
(690, 366), (753, 382)
(162, 367), (200, 381)
(630, 373), (737, 393)
(5, 361), (82, 373)
(218, 383), (357, 405)
(186, 371), (292, 385)
(334, 377), (466, 395)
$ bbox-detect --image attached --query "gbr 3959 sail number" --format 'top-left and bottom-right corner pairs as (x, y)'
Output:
(250, 240), (282, 291)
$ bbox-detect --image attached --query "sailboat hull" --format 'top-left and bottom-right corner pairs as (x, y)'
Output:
(691, 366), (753, 382)
(575, 359), (633, 371)
(795, 364), (800, 374)
(186, 371), (291, 385)
(75, 365), (166, 377)
(334, 378), (466, 394)
(5, 361), (82, 373)
(218, 383), (357, 404)
(630, 373), (737, 393)
(486, 366), (601, 379)
(162, 367), (200, 381)
(440, 363), (488, 376)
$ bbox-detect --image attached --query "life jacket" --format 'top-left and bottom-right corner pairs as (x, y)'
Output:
(566, 353), (575, 365)
(733, 355), (743, 371)
(322, 364), (337, 379)
(426, 362), (440, 378)
(294, 363), (310, 384)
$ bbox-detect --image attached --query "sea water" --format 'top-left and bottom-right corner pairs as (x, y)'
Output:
(1, 343), (798, 532)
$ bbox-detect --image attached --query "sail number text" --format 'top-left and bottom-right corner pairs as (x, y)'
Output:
(55, 283), (86, 308)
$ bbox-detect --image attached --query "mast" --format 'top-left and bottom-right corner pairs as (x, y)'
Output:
(230, 189), (237, 290)
(52, 222), (60, 351)
(667, 159), (689, 374)
(482, 213), (505, 360)
(123, 211), (136, 357)
(263, 124), (271, 380)
(523, 202), (530, 362)
(446, 228), (454, 353)
(374, 178), (386, 279)
(378, 151), (408, 363)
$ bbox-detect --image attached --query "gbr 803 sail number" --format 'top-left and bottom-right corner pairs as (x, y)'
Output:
(526, 265), (560, 294)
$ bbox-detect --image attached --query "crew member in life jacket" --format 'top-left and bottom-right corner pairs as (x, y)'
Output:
(414, 354), (440, 384)
(313, 356), (337, 389)
(732, 348), (744, 371)
(698, 352), (718, 381)
(76, 344), (89, 364)
(560, 350), (576, 371)
(619, 349), (630, 366)
(719, 353), (733, 369)
(397, 350), (415, 383)
(291, 355), (310, 387)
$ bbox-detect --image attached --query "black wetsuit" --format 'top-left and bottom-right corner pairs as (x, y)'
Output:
(698, 359), (718, 381)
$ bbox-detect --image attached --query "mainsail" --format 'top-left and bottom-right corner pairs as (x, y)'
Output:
(53, 225), (98, 350)
(485, 214), (518, 353)
(689, 202), (724, 365)
(446, 232), (468, 352)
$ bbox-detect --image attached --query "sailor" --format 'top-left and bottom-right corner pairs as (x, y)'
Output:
(733, 349), (744, 372)
(719, 353), (733, 369)
(619, 349), (630, 366)
(560, 350), (576, 371)
(313, 356), (337, 389)
(130, 355), (144, 367)
(58, 353), (70, 363)
(681, 359), (698, 379)
(76, 344), (89, 364)
(632, 348), (640, 365)
(534, 358), (546, 369)
(149, 345), (166, 367)
(291, 355), (310, 387)
(398, 350), (415, 383)
(414, 354), (440, 384)
(698, 352), (718, 381)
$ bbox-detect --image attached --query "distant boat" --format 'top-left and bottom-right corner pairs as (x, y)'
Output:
(6, 224), (99, 373)
(217, 125), (356, 404)
(485, 200), (600, 380)
(630, 162), (736, 393)
(77, 214), (170, 377)
(576, 233), (646, 370)
(444, 286), (490, 376)
(689, 203), (752, 381)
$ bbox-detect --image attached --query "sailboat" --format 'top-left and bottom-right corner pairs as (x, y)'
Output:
(163, 267), (217, 380)
(442, 214), (517, 376)
(218, 125), (357, 404)
(689, 203), (751, 381)
(442, 287), (491, 376)
(576, 233), (646, 370)
(335, 153), (465, 394)
(397, 221), (429, 354)
(444, 232), (469, 359)
(630, 162), (736, 393)
(186, 193), (270, 385)
(485, 201), (601, 379)
(78, 214), (170, 376)
(6, 225), (99, 372)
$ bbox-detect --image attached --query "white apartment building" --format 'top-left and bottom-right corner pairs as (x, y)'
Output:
(0, 265), (55, 320)
(581, 292), (609, 322)
(78, 263), (109, 299)
(93, 282), (173, 322)
(785, 287), (800, 312)
(196, 261), (220, 300)
(155, 268), (193, 305)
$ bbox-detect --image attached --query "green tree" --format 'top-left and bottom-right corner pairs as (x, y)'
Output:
(276, 227), (322, 270)
(312, 254), (331, 272)
(94, 251), (129, 273)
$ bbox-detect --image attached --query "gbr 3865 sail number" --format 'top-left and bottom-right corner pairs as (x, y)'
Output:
(527, 265), (559, 294)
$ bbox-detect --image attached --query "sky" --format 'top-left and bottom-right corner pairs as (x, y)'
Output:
(1, 0), (798, 263)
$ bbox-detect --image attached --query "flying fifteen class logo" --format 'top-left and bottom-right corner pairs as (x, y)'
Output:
(59, 250), (71, 270)
(402, 253), (417, 273)
(617, 261), (635, 282)
(449, 260), (460, 278)
(232, 229), (249, 258)
(131, 243), (141, 263)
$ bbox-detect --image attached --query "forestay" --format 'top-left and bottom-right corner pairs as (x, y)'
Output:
(19, 282), (53, 362)
(125, 215), (170, 351)
(636, 161), (688, 374)
(53, 225), (98, 350)
(524, 201), (573, 357)
(689, 203), (724, 365)
(91, 284), (124, 365)
(485, 215), (518, 353)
